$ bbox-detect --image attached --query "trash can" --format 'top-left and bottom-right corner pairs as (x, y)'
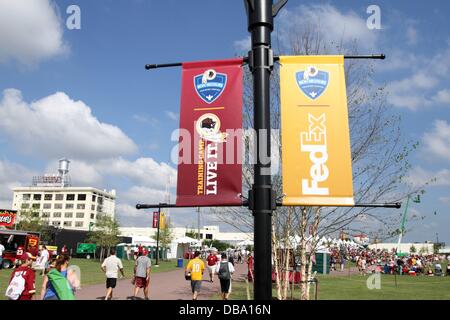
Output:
(177, 258), (183, 268)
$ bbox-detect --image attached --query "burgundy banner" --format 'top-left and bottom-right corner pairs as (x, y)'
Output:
(152, 211), (158, 228)
(176, 58), (243, 206)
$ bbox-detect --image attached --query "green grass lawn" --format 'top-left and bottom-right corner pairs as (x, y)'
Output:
(224, 273), (450, 300)
(0, 258), (182, 300)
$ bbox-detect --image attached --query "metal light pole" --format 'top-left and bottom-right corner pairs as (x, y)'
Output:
(155, 206), (161, 266)
(245, 0), (287, 300)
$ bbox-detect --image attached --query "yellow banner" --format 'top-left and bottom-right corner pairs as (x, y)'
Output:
(280, 56), (354, 206)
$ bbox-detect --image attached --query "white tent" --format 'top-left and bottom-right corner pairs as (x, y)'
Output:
(132, 235), (157, 246)
(174, 236), (201, 245)
(237, 239), (254, 247)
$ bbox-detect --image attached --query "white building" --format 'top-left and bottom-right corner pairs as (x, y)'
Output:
(11, 158), (116, 231)
(368, 242), (434, 254)
(119, 225), (253, 245)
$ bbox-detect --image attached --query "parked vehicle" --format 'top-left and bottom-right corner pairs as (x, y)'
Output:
(0, 229), (40, 269)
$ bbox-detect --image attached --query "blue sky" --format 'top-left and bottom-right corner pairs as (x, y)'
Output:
(0, 0), (449, 242)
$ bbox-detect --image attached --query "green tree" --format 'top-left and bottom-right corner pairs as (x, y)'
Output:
(152, 217), (174, 260)
(410, 245), (417, 253)
(203, 239), (230, 252)
(86, 214), (120, 261)
(15, 209), (53, 243)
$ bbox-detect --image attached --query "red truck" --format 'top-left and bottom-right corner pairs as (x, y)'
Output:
(0, 229), (40, 269)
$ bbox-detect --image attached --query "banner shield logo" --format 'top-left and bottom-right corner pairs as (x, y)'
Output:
(296, 66), (329, 100)
(194, 69), (227, 104)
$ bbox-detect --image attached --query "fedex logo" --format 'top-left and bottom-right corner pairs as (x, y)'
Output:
(300, 113), (329, 195)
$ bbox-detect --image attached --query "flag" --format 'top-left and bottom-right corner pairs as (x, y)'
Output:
(176, 58), (243, 206)
(280, 56), (354, 206)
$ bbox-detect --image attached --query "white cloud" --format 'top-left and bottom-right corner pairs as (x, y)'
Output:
(165, 111), (179, 121)
(0, 89), (138, 160)
(422, 120), (450, 162)
(233, 36), (251, 53)
(0, 0), (68, 66)
(405, 166), (450, 188)
(0, 160), (36, 209)
(98, 157), (176, 189)
(439, 197), (450, 204)
(386, 45), (450, 110)
(433, 89), (450, 105)
(276, 4), (378, 52)
(132, 114), (159, 126)
(406, 26), (418, 45)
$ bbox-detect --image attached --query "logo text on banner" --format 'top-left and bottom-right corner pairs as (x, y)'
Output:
(280, 56), (354, 206)
(176, 59), (243, 207)
(0, 210), (16, 227)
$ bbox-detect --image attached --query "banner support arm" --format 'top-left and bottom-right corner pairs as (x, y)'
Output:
(145, 54), (386, 70)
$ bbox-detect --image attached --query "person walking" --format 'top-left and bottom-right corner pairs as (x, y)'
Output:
(40, 255), (77, 300)
(185, 251), (205, 300)
(216, 253), (235, 300)
(132, 251), (152, 300)
(206, 251), (218, 283)
(5, 253), (36, 300)
(101, 248), (125, 300)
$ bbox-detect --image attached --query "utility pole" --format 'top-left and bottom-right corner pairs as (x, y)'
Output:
(245, 0), (287, 300)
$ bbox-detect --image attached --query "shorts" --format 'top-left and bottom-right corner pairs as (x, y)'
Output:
(190, 280), (202, 293)
(219, 279), (231, 293)
(106, 278), (117, 289)
(207, 265), (216, 274)
(134, 276), (148, 288)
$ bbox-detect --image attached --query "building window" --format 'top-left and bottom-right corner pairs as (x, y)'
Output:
(66, 194), (75, 201)
(65, 204), (74, 209)
(77, 194), (86, 201)
(92, 195), (96, 202)
(97, 197), (103, 204)
(44, 194), (53, 201)
(54, 203), (63, 209)
(90, 214), (95, 219)
(43, 203), (52, 209)
(75, 221), (84, 228)
(205, 234), (213, 240)
(53, 212), (62, 218)
(63, 221), (72, 227)
(21, 203), (30, 209)
(52, 221), (61, 226)
(76, 204), (85, 210)
(91, 205), (95, 211)
(55, 194), (64, 201)
(32, 203), (40, 209)
(42, 212), (50, 218)
(31, 211), (39, 218)
(33, 194), (41, 201)
(22, 194), (31, 201)
(76, 212), (84, 218)
(64, 212), (73, 218)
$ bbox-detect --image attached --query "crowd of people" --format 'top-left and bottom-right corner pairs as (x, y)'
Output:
(2, 242), (253, 301)
(329, 246), (450, 276)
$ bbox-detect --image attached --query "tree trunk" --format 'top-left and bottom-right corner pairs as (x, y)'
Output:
(299, 208), (308, 300)
(282, 208), (292, 300)
(306, 207), (321, 300)
(272, 222), (282, 300)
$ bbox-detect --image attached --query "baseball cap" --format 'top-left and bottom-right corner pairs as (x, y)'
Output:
(20, 252), (35, 261)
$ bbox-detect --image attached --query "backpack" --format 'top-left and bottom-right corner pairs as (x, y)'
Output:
(218, 262), (231, 280)
(47, 269), (75, 300)
(5, 271), (26, 300)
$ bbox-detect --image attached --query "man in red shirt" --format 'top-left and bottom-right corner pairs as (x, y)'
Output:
(206, 251), (219, 283)
(7, 253), (36, 300)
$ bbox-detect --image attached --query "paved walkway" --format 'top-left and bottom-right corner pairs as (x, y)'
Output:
(75, 262), (248, 300)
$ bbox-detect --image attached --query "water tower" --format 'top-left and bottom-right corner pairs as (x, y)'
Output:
(58, 158), (71, 187)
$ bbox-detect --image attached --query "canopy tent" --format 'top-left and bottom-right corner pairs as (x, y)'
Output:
(236, 239), (254, 247)
(174, 236), (201, 245)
